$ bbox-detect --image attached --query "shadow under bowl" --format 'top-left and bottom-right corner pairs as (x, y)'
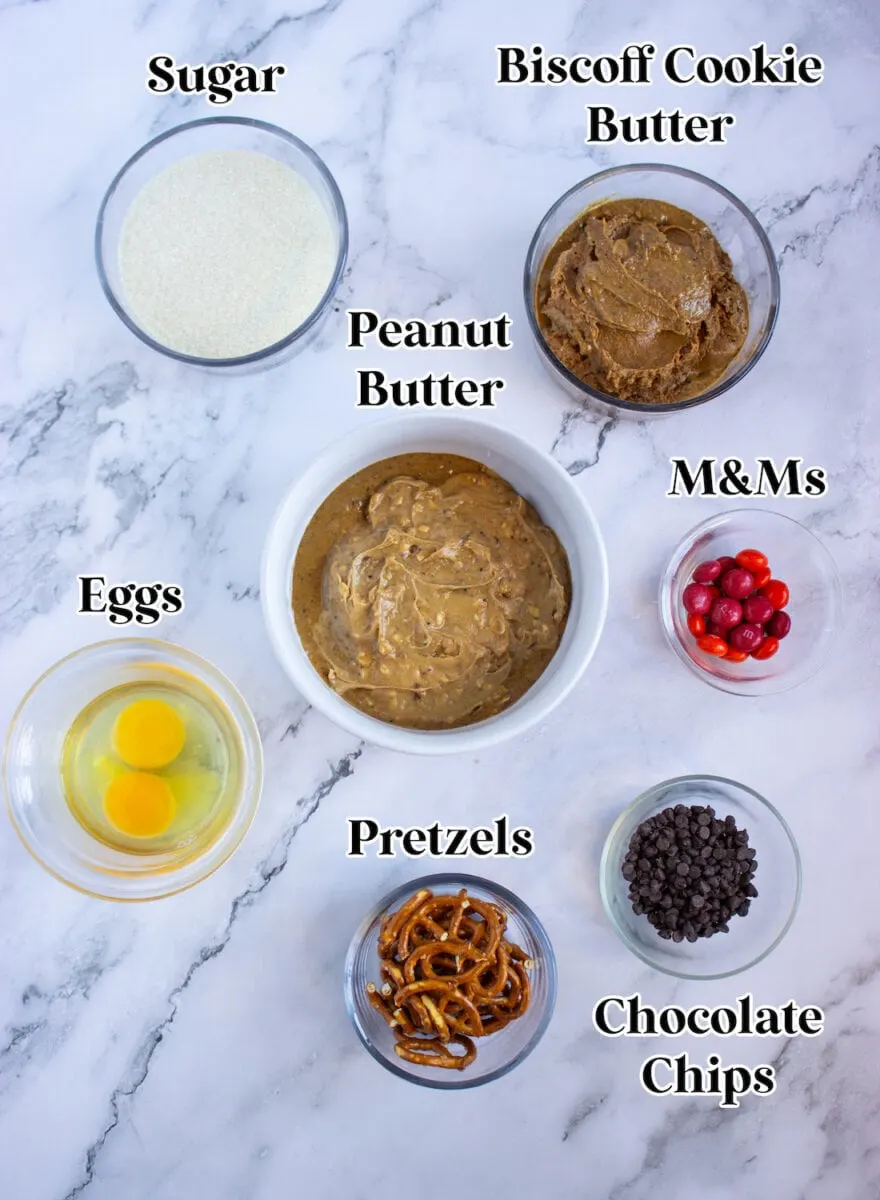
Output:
(4, 638), (263, 900)
(523, 163), (780, 415)
(344, 873), (557, 1088)
(600, 775), (801, 980)
(95, 117), (348, 371)
(659, 509), (841, 695)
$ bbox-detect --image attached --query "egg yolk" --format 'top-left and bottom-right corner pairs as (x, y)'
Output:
(113, 698), (185, 769)
(103, 772), (176, 838)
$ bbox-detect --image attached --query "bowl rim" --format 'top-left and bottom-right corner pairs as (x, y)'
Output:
(658, 507), (842, 696)
(3, 636), (264, 901)
(260, 413), (610, 755)
(343, 871), (558, 1089)
(94, 116), (349, 368)
(522, 162), (781, 414)
(599, 773), (803, 980)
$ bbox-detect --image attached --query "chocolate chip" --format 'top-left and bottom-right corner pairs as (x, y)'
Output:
(622, 804), (759, 941)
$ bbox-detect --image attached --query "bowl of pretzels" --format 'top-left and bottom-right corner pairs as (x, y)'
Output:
(344, 874), (557, 1088)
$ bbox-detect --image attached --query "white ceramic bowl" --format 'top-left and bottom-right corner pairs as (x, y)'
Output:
(261, 416), (608, 754)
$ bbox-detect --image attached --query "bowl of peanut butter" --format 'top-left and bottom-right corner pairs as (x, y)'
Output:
(262, 416), (608, 753)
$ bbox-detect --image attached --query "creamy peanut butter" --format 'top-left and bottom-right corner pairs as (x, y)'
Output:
(536, 198), (749, 405)
(292, 453), (571, 729)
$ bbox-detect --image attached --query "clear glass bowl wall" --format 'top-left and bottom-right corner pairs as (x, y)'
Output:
(600, 776), (801, 980)
(344, 874), (557, 1089)
(95, 117), (349, 371)
(659, 509), (841, 696)
(523, 164), (780, 414)
(4, 639), (263, 900)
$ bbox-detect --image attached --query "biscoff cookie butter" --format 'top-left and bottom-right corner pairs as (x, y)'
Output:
(536, 198), (749, 405)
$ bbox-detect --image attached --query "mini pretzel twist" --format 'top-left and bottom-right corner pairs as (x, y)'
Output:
(368, 888), (533, 1072)
(394, 1035), (477, 1071)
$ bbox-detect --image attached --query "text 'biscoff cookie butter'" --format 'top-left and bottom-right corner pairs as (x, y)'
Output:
(292, 453), (571, 729)
(536, 198), (749, 405)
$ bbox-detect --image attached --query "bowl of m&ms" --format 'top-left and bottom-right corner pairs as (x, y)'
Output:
(659, 510), (841, 695)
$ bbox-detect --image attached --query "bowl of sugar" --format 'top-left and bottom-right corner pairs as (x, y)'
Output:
(96, 117), (348, 369)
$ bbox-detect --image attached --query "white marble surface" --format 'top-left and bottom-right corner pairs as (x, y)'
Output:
(1, 0), (879, 1197)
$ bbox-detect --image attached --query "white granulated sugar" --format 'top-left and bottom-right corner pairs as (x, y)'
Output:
(118, 149), (336, 358)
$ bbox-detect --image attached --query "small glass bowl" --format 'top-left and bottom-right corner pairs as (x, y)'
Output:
(95, 117), (348, 370)
(523, 164), (779, 415)
(600, 776), (801, 980)
(344, 873), (557, 1089)
(3, 639), (263, 901)
(660, 509), (841, 695)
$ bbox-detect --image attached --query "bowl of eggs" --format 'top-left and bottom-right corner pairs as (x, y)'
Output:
(3, 639), (262, 900)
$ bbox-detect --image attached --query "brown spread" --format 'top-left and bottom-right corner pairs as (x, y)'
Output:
(536, 198), (749, 405)
(292, 453), (571, 729)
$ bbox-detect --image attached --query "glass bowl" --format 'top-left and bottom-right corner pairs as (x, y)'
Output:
(344, 873), (557, 1088)
(95, 117), (348, 370)
(660, 509), (841, 695)
(4, 639), (263, 900)
(600, 776), (801, 979)
(523, 164), (779, 414)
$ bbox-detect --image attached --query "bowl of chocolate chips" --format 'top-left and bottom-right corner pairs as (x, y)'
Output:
(600, 775), (801, 979)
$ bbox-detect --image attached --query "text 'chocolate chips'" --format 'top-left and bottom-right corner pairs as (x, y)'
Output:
(622, 804), (758, 942)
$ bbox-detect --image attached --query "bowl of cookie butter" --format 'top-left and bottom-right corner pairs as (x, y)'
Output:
(524, 164), (780, 414)
(262, 416), (609, 753)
